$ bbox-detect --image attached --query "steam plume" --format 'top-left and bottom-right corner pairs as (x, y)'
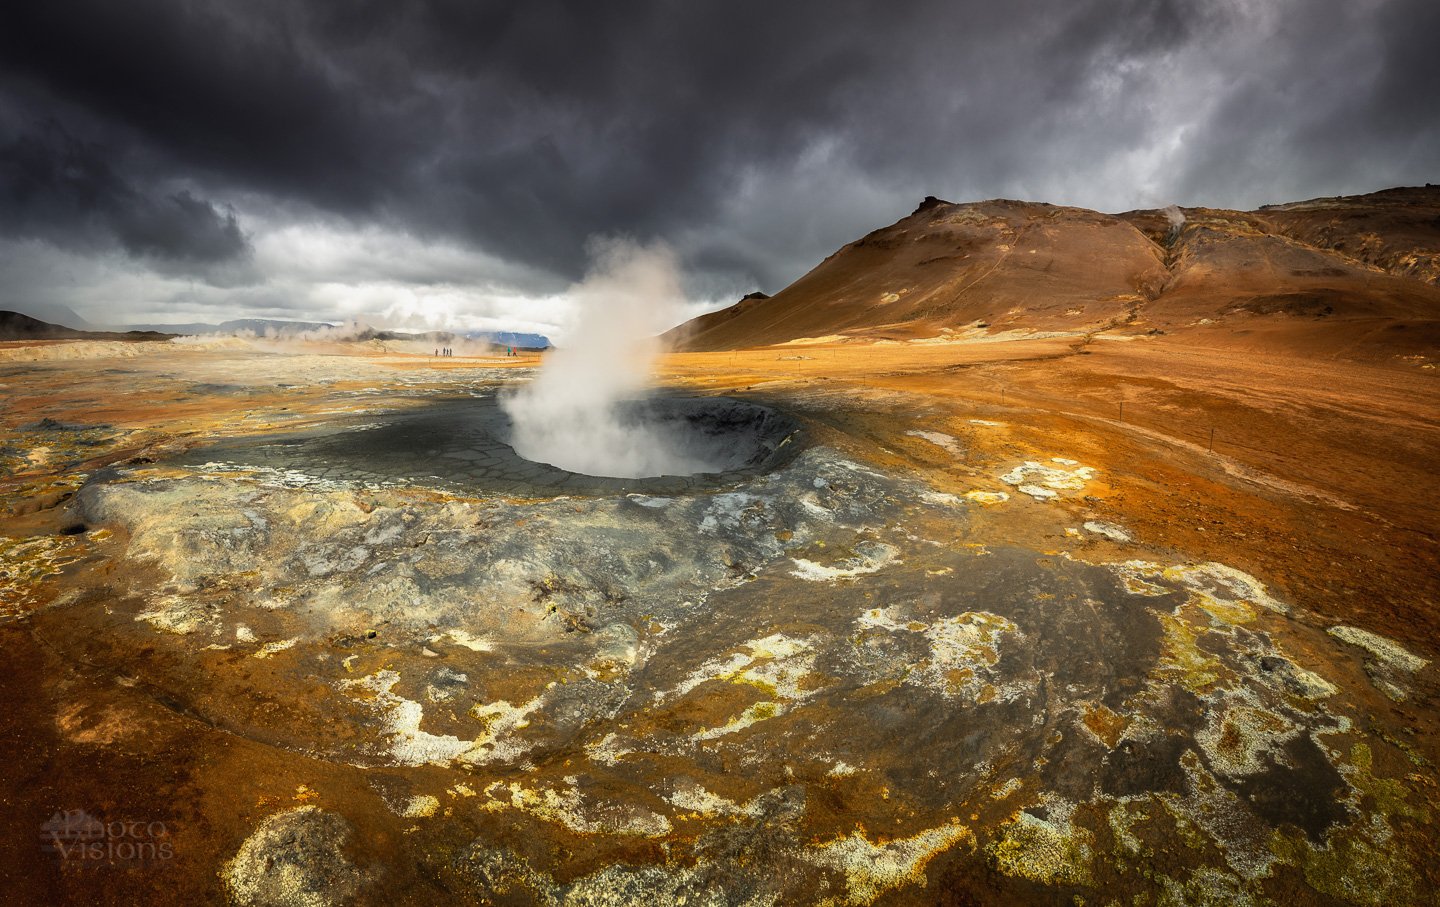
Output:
(501, 239), (724, 478)
(1162, 204), (1186, 244)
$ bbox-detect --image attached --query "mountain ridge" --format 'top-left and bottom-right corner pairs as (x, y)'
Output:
(666, 185), (1440, 357)
(0, 311), (176, 342)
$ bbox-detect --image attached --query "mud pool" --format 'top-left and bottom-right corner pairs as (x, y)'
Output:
(4, 355), (1438, 906)
(179, 393), (804, 495)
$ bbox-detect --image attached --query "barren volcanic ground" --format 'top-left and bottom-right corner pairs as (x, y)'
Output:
(2, 190), (1439, 906)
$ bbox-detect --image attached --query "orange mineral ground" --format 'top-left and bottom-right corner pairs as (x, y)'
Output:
(2, 186), (1438, 906)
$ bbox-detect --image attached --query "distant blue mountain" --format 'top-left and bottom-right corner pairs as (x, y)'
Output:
(219, 318), (337, 335)
(469, 330), (550, 349)
(120, 318), (336, 335)
(117, 321), (223, 335)
(109, 318), (549, 347)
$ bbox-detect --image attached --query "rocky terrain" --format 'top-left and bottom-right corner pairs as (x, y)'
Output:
(1, 187), (1438, 906)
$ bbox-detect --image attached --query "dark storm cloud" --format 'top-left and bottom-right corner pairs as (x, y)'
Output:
(1166, 0), (1440, 206)
(0, 0), (1434, 310)
(0, 120), (251, 272)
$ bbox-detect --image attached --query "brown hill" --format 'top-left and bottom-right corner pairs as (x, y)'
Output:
(668, 197), (1169, 350)
(667, 186), (1440, 358)
(0, 311), (175, 342)
(1260, 185), (1440, 285)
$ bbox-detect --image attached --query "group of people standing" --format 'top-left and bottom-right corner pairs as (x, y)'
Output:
(434, 345), (520, 357)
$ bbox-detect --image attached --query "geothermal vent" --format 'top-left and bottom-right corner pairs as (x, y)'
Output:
(502, 395), (797, 479)
(180, 394), (803, 496)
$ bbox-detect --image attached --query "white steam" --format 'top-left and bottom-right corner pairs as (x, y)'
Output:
(501, 239), (724, 478)
(1162, 204), (1186, 244)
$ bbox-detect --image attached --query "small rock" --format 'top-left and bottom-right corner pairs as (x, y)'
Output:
(1017, 484), (1057, 501)
(1328, 625), (1428, 673)
(222, 806), (368, 907)
(1082, 521), (1131, 543)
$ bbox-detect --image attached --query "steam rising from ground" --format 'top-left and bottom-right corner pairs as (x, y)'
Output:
(501, 240), (727, 478)
(1163, 204), (1187, 244)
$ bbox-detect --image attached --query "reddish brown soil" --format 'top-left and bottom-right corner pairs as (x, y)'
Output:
(666, 333), (1440, 653)
(664, 184), (1440, 655)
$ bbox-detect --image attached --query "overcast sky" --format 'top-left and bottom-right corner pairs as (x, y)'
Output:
(1, 0), (1436, 334)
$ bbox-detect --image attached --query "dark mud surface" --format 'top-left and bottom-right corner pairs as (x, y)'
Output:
(178, 393), (805, 496)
